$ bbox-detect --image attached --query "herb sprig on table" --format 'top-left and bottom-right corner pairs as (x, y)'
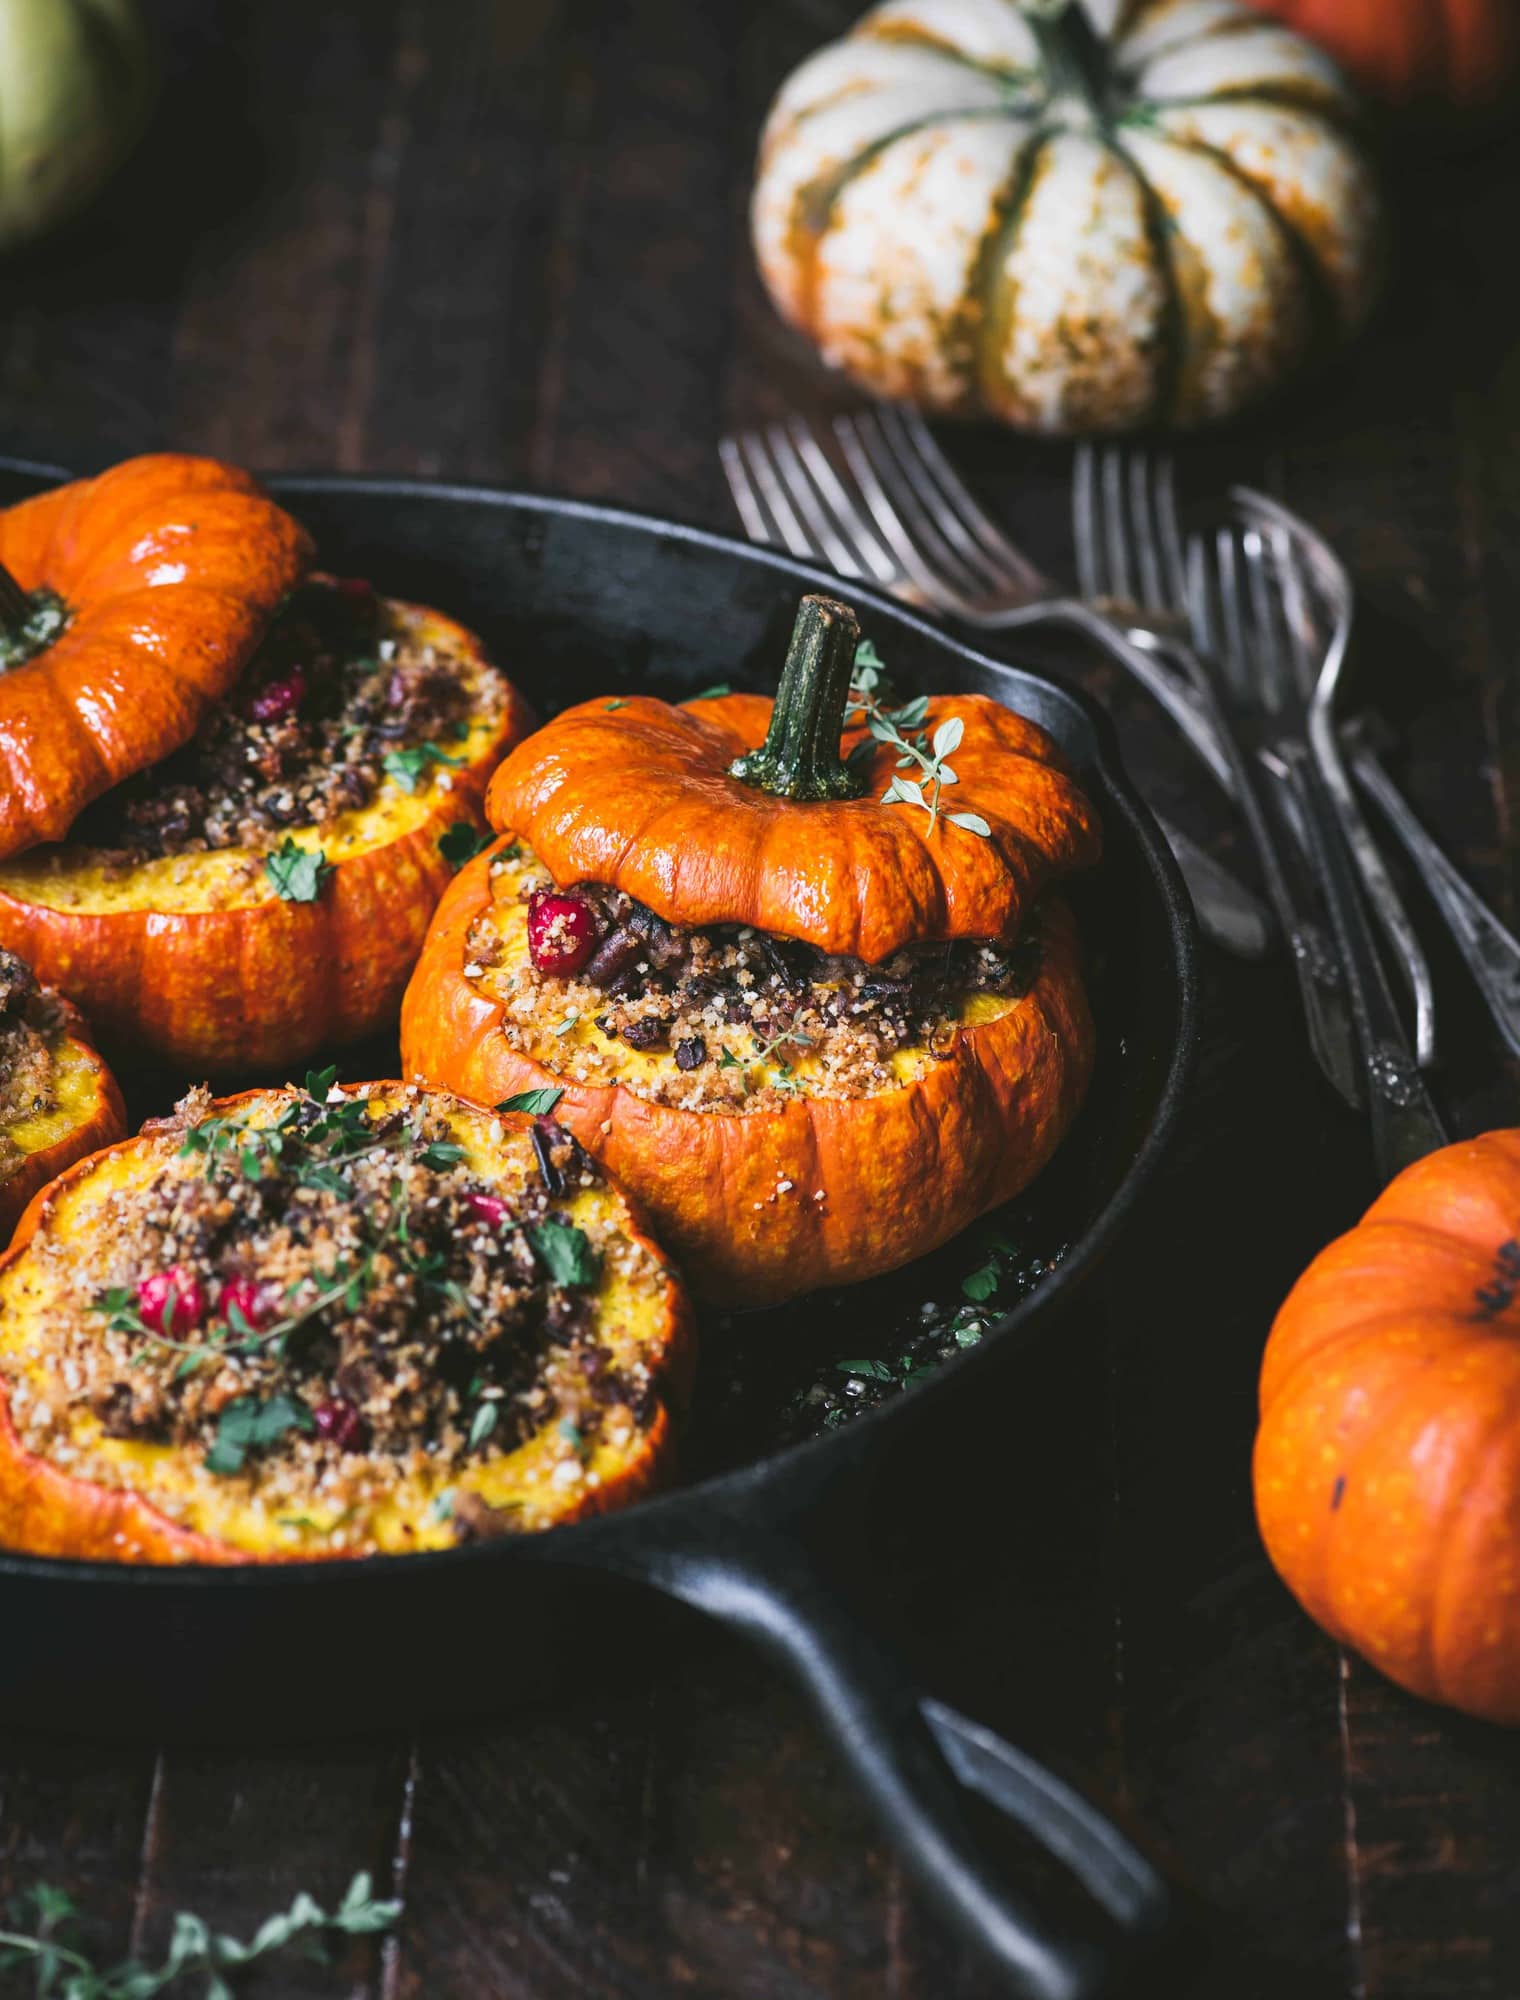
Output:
(0, 1872), (398, 1998)
(847, 639), (990, 839)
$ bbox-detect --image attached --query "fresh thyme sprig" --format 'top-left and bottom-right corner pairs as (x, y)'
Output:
(847, 639), (991, 839)
(0, 1872), (399, 1998)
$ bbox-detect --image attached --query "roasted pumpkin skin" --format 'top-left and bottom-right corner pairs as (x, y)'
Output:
(0, 598), (534, 1073)
(1255, 1130), (1520, 1725)
(402, 834), (1094, 1305)
(0, 454), (314, 861)
(0, 988), (125, 1246)
(0, 1083), (696, 1564)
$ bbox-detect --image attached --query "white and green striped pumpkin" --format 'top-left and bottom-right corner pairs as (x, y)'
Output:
(751, 0), (1384, 433)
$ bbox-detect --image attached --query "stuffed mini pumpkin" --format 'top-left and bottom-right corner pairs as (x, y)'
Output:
(402, 594), (1100, 1304)
(0, 947), (123, 1244)
(0, 1077), (694, 1562)
(1256, 1130), (1520, 1725)
(0, 574), (533, 1072)
(752, 0), (1384, 434)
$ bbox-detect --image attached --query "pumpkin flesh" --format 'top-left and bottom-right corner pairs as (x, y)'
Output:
(0, 590), (533, 1071)
(0, 1082), (695, 1563)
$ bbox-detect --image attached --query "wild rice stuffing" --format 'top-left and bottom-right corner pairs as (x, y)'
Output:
(469, 843), (1043, 1113)
(0, 952), (65, 1184)
(68, 578), (508, 864)
(3, 1079), (659, 1544)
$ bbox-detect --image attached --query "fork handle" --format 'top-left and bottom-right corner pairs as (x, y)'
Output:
(1283, 744), (1449, 1181)
(1351, 742), (1520, 1064)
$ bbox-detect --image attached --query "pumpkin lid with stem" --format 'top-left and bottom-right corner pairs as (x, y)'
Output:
(486, 592), (1101, 962)
(0, 453), (315, 863)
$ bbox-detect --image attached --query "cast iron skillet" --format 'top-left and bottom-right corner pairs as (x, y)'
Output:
(0, 464), (1199, 2000)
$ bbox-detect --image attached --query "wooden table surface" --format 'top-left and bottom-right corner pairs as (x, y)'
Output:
(2, 4), (1518, 1995)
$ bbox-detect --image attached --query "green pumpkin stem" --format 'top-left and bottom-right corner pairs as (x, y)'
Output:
(0, 560), (68, 671)
(1026, 1), (1111, 123)
(730, 594), (868, 803)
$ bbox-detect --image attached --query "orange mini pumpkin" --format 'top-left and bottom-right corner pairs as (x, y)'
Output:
(403, 594), (1100, 1304)
(1256, 1130), (1520, 1725)
(0, 580), (533, 1073)
(0, 454), (314, 860)
(1244, 0), (1520, 108)
(0, 1079), (694, 1563)
(0, 949), (125, 1244)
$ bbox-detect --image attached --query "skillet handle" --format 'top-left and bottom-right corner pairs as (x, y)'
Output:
(611, 1518), (1172, 2000)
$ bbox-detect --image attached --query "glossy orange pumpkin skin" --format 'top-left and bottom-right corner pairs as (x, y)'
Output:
(0, 1084), (696, 1564)
(0, 994), (126, 1245)
(0, 455), (315, 861)
(486, 690), (1100, 960)
(0, 601), (534, 1074)
(401, 836), (1095, 1305)
(1245, 0), (1520, 105)
(1256, 1130), (1520, 1724)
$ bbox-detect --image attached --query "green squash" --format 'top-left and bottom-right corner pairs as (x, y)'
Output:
(0, 0), (154, 252)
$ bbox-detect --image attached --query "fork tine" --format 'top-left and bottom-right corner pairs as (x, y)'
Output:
(1098, 447), (1134, 604)
(1242, 529), (1292, 716)
(727, 431), (815, 563)
(854, 410), (1010, 596)
(719, 435), (781, 549)
(1270, 525), (1321, 702)
(781, 420), (900, 586)
(763, 422), (871, 581)
(1127, 450), (1165, 610)
(834, 414), (977, 611)
(1072, 444), (1102, 601)
(882, 408), (1050, 595)
(1153, 456), (1188, 615)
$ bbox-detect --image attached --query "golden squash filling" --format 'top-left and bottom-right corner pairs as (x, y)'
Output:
(465, 841), (1044, 1112)
(0, 952), (67, 1185)
(61, 577), (510, 866)
(0, 1079), (678, 1554)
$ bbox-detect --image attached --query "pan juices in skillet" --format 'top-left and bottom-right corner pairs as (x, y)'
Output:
(402, 594), (1101, 1304)
(0, 1077), (693, 1562)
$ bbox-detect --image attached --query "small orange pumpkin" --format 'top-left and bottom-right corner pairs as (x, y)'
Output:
(1255, 1130), (1520, 1724)
(0, 455), (314, 860)
(0, 951), (125, 1245)
(403, 594), (1100, 1303)
(1244, 0), (1520, 107)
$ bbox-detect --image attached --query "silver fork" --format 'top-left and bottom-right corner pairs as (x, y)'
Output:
(1190, 525), (1449, 1178)
(1232, 485), (1520, 1066)
(1079, 448), (1438, 1071)
(721, 416), (1272, 961)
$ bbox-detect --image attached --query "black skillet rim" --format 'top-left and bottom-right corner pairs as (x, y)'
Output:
(0, 464), (1201, 1588)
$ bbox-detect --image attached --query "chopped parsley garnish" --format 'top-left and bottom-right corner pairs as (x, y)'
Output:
(264, 839), (333, 902)
(205, 1391), (314, 1475)
(497, 1087), (565, 1116)
(438, 820), (492, 868)
(467, 1401), (499, 1451)
(383, 740), (465, 793)
(526, 1219), (600, 1288)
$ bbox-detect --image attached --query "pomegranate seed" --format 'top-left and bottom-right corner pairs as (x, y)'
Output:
(465, 1191), (512, 1228)
(137, 1267), (207, 1338)
(527, 891), (600, 976)
(314, 1397), (368, 1453)
(218, 1277), (271, 1331)
(249, 667), (306, 723)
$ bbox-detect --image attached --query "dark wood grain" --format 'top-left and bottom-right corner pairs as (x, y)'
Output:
(1, 3), (1518, 1995)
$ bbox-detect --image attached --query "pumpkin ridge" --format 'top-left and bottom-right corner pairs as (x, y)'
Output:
(1422, 1365), (1520, 1701)
(1103, 131), (1190, 428)
(969, 125), (1052, 416)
